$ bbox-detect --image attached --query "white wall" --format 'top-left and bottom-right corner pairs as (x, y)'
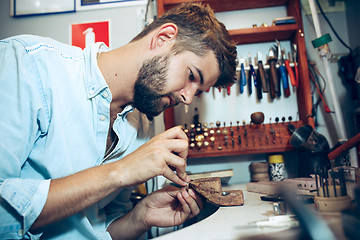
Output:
(0, 1), (147, 48)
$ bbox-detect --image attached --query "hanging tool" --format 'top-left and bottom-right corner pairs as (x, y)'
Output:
(268, 48), (278, 99)
(248, 54), (256, 95)
(257, 52), (268, 93)
(292, 43), (299, 88)
(275, 40), (290, 97)
(227, 84), (231, 95)
(286, 51), (296, 87)
(239, 57), (247, 94)
(254, 57), (263, 100)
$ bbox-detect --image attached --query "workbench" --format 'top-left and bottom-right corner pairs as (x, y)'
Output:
(154, 184), (347, 240)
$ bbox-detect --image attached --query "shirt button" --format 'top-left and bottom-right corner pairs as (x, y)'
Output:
(18, 229), (24, 236)
(99, 115), (106, 121)
(102, 91), (109, 98)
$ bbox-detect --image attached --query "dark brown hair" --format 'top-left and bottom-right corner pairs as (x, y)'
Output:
(131, 2), (237, 88)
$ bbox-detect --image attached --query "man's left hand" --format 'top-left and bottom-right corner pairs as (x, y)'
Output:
(139, 185), (204, 228)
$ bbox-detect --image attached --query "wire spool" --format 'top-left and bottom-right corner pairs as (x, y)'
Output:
(249, 162), (269, 182)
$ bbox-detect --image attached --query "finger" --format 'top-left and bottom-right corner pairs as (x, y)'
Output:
(163, 152), (190, 183)
(163, 166), (188, 187)
(182, 189), (201, 217)
(188, 188), (204, 210)
(164, 139), (188, 160)
(160, 126), (188, 142)
(177, 190), (191, 215)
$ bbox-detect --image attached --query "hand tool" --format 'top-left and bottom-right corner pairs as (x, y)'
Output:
(292, 43), (299, 87)
(248, 55), (256, 95)
(275, 40), (290, 97)
(239, 57), (247, 94)
(253, 55), (263, 100)
(286, 52), (296, 87)
(267, 48), (278, 99)
(257, 52), (268, 93)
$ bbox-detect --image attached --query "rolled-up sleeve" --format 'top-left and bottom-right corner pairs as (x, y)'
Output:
(0, 38), (50, 239)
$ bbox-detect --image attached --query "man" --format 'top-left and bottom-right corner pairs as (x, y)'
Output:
(0, 2), (237, 239)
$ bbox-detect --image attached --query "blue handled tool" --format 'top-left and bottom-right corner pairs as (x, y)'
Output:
(276, 40), (290, 97)
(239, 57), (246, 94)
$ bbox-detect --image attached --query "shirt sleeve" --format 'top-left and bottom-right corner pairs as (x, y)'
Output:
(0, 37), (51, 239)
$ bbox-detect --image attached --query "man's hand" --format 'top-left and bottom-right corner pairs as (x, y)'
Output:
(115, 126), (190, 187)
(140, 185), (204, 227)
(107, 185), (204, 240)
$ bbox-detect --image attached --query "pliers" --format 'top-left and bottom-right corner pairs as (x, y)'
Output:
(276, 39), (290, 97)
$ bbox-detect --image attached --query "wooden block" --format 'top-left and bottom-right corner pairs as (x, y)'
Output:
(189, 177), (244, 206)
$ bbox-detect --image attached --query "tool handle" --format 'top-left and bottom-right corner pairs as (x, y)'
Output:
(294, 62), (299, 88)
(268, 59), (277, 98)
(279, 65), (290, 97)
(256, 71), (263, 100)
(285, 60), (296, 87)
(248, 65), (256, 95)
(328, 132), (360, 160)
(240, 63), (246, 93)
(258, 61), (268, 93)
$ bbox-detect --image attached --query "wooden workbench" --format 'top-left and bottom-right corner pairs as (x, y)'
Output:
(154, 184), (347, 240)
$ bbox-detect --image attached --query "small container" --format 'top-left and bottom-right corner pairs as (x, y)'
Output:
(268, 154), (287, 181)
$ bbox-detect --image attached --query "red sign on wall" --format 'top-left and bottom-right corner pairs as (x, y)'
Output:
(71, 20), (109, 49)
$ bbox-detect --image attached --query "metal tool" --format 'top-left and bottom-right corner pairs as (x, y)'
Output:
(247, 55), (255, 95)
(253, 55), (263, 100)
(275, 39), (290, 97)
(286, 51), (296, 87)
(239, 57), (247, 94)
(268, 48), (278, 98)
(292, 43), (299, 88)
(257, 52), (268, 93)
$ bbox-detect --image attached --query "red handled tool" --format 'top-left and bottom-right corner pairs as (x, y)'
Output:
(292, 43), (299, 88)
(285, 52), (296, 87)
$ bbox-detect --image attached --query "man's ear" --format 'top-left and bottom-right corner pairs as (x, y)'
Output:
(150, 23), (178, 50)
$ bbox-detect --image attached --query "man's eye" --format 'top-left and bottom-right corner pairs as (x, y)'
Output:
(195, 90), (203, 96)
(189, 70), (195, 81)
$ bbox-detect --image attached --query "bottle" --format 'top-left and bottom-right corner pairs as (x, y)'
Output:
(268, 154), (287, 181)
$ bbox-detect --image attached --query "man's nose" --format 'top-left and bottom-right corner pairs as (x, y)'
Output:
(179, 85), (197, 105)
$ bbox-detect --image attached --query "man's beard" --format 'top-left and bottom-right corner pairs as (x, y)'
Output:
(133, 54), (180, 118)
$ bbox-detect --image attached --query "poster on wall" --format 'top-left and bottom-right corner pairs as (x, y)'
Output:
(11, 0), (75, 17)
(70, 20), (110, 49)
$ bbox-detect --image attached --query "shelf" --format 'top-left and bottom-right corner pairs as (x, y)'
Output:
(159, 0), (290, 13)
(187, 120), (304, 159)
(228, 24), (298, 45)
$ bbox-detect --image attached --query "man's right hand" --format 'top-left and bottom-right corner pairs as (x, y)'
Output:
(114, 125), (190, 187)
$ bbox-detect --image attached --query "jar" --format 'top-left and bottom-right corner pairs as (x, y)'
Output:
(268, 154), (287, 181)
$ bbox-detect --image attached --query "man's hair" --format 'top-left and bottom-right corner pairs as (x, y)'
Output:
(131, 2), (237, 88)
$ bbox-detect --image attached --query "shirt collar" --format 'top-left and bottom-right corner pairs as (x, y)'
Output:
(83, 42), (110, 99)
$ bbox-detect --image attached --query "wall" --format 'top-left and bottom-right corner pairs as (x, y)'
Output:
(0, 1), (147, 49)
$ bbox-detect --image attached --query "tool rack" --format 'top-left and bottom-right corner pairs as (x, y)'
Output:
(157, 0), (314, 158)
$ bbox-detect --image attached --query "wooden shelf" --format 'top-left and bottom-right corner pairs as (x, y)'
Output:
(187, 121), (303, 159)
(228, 24), (298, 45)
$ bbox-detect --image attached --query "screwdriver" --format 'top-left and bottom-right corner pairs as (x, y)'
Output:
(257, 52), (268, 93)
(239, 57), (246, 94)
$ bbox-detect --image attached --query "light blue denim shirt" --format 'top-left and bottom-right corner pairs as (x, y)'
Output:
(0, 35), (150, 239)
